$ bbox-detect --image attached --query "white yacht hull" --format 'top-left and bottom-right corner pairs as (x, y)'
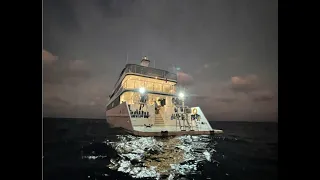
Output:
(106, 102), (134, 132)
(106, 102), (223, 137)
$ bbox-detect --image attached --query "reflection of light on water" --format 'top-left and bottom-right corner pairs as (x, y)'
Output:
(82, 155), (107, 160)
(101, 135), (218, 179)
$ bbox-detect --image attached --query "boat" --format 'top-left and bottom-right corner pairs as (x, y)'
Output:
(106, 56), (223, 136)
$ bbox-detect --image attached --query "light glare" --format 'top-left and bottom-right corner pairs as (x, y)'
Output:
(139, 87), (146, 94)
(179, 92), (185, 98)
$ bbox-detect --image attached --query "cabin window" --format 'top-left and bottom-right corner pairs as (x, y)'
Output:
(163, 84), (171, 93)
(124, 78), (134, 89)
(146, 82), (154, 91)
(120, 91), (135, 104)
(110, 83), (123, 99)
(120, 91), (147, 104)
(120, 75), (176, 94)
(107, 96), (120, 110)
(154, 83), (162, 92)
(133, 92), (140, 103)
(134, 80), (144, 89)
(135, 66), (142, 74)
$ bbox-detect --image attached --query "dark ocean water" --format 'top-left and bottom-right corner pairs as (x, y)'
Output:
(43, 118), (278, 180)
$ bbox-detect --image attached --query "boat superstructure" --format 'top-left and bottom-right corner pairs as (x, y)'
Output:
(106, 56), (223, 136)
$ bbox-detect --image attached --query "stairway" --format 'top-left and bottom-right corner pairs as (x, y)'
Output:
(154, 114), (165, 126)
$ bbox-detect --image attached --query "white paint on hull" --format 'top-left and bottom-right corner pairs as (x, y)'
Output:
(106, 103), (221, 136)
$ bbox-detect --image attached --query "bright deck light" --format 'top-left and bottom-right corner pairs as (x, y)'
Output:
(139, 87), (146, 94)
(178, 92), (185, 99)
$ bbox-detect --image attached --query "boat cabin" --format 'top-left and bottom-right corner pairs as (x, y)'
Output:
(107, 57), (178, 111)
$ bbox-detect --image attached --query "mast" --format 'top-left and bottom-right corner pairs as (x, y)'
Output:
(126, 52), (129, 64)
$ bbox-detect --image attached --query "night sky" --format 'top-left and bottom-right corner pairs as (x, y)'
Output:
(43, 0), (278, 121)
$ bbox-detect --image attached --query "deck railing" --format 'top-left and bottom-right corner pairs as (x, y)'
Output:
(125, 64), (177, 81)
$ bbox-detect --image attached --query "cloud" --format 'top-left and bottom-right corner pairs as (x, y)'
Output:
(215, 97), (237, 103)
(228, 74), (276, 103)
(184, 74), (277, 121)
(251, 91), (275, 102)
(230, 74), (259, 93)
(177, 71), (194, 86)
(69, 59), (87, 71)
(231, 74), (258, 85)
(43, 50), (91, 85)
(43, 50), (105, 118)
(44, 96), (70, 107)
(43, 49), (58, 65)
(43, 60), (108, 118)
(194, 62), (220, 75)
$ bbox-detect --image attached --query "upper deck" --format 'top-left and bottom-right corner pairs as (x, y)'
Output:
(109, 63), (177, 99)
(116, 64), (177, 85)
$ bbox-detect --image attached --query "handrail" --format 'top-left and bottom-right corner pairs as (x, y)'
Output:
(125, 64), (177, 81)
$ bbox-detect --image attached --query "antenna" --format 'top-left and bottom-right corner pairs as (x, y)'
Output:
(125, 52), (129, 64)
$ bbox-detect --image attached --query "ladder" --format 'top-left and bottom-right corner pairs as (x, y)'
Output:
(175, 106), (194, 131)
(154, 113), (165, 126)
